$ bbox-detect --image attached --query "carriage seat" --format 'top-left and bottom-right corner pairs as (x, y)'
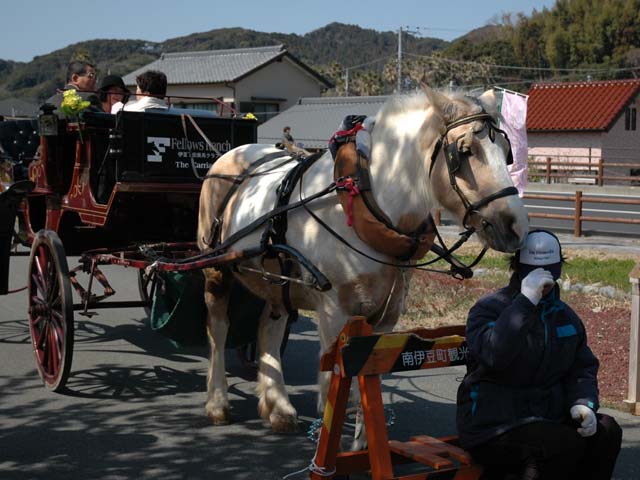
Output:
(0, 118), (39, 181)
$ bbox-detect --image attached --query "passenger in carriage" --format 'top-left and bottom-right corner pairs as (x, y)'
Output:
(97, 75), (130, 114)
(47, 60), (102, 112)
(118, 70), (168, 112)
(456, 230), (622, 479)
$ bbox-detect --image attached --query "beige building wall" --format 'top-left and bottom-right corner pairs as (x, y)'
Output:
(164, 84), (234, 104)
(235, 58), (323, 111)
(527, 132), (603, 184)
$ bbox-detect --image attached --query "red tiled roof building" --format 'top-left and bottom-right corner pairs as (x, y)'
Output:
(527, 79), (640, 131)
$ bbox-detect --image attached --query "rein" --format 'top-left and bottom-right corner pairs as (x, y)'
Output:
(429, 112), (518, 229)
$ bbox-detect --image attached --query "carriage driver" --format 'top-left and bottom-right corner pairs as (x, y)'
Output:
(47, 60), (102, 113)
(456, 229), (622, 479)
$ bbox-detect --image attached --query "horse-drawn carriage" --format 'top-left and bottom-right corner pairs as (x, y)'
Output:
(0, 103), (260, 391)
(3, 87), (529, 464)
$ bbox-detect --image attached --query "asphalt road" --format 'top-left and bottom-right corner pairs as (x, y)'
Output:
(1, 253), (640, 479)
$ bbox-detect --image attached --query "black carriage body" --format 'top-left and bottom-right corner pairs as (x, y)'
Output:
(17, 110), (257, 254)
(117, 111), (256, 183)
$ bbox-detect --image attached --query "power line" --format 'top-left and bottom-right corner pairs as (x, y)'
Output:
(403, 51), (640, 73)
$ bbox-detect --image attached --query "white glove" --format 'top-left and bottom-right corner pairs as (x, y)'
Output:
(520, 268), (555, 306)
(570, 404), (597, 437)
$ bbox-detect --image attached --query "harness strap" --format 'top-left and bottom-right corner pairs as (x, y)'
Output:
(267, 151), (324, 318)
(461, 186), (519, 227)
(269, 151), (324, 246)
(334, 142), (435, 261)
(205, 151), (290, 247)
(355, 149), (397, 231)
(213, 180), (338, 255)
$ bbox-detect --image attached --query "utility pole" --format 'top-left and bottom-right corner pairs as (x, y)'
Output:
(397, 27), (402, 93)
(344, 68), (349, 97)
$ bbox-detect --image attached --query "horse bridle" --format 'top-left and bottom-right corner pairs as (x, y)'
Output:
(429, 112), (518, 231)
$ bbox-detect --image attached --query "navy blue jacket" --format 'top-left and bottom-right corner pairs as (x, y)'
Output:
(456, 274), (599, 449)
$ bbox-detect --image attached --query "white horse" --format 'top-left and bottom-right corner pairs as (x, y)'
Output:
(197, 87), (529, 435)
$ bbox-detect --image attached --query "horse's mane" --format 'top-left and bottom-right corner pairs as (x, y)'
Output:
(376, 89), (497, 127)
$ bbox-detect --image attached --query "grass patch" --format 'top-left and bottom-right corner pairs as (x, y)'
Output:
(562, 257), (636, 291)
(419, 249), (637, 291)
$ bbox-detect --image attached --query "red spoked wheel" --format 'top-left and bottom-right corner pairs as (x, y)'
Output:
(28, 230), (74, 392)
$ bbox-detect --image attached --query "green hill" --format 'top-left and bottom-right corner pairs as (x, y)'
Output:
(0, 23), (446, 103)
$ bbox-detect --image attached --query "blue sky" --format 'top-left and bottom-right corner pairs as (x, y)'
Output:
(2, 0), (556, 62)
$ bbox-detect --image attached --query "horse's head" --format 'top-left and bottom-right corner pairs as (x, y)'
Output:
(423, 87), (528, 252)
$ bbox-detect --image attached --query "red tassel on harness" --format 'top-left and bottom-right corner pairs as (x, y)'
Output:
(335, 177), (360, 227)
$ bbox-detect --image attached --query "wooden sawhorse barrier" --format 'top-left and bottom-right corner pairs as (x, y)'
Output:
(310, 317), (482, 479)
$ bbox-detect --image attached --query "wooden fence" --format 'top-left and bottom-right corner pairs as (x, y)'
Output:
(626, 264), (640, 415)
(528, 156), (640, 186)
(433, 191), (640, 237)
(524, 192), (640, 236)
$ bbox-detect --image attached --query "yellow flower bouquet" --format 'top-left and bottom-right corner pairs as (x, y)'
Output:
(60, 89), (91, 116)
(60, 89), (91, 141)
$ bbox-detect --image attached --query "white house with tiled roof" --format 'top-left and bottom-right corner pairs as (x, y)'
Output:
(526, 79), (640, 185)
(122, 45), (332, 121)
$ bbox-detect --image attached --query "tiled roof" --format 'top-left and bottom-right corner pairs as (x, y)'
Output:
(527, 79), (640, 131)
(258, 96), (388, 149)
(0, 97), (39, 118)
(122, 45), (329, 87)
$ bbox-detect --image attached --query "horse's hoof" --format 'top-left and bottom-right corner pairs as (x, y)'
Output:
(206, 406), (231, 425)
(270, 414), (299, 433)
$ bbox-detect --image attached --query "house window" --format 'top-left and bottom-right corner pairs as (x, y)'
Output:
(240, 102), (279, 123)
(188, 103), (218, 112)
(626, 106), (637, 131)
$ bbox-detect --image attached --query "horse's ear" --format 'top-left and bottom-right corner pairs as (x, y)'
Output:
(422, 83), (453, 123)
(477, 89), (499, 117)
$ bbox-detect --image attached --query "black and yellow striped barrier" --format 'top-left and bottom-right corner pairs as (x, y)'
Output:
(311, 316), (482, 480)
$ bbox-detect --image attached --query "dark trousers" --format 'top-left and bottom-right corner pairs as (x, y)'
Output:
(469, 414), (622, 480)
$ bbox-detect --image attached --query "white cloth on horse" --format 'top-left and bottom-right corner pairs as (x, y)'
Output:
(500, 91), (528, 197)
(355, 117), (375, 160)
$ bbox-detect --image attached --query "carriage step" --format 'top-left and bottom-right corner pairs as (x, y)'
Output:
(389, 438), (461, 470)
(409, 435), (473, 465)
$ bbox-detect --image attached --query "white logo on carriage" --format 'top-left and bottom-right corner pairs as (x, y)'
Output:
(146, 137), (171, 163)
(145, 136), (232, 169)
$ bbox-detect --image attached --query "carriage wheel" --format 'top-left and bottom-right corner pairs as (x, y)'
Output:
(28, 230), (74, 392)
(137, 268), (157, 317)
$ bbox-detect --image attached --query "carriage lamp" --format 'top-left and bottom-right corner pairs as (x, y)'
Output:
(38, 103), (58, 136)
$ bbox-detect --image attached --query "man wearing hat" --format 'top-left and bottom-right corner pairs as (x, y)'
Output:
(97, 75), (130, 114)
(456, 229), (622, 479)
